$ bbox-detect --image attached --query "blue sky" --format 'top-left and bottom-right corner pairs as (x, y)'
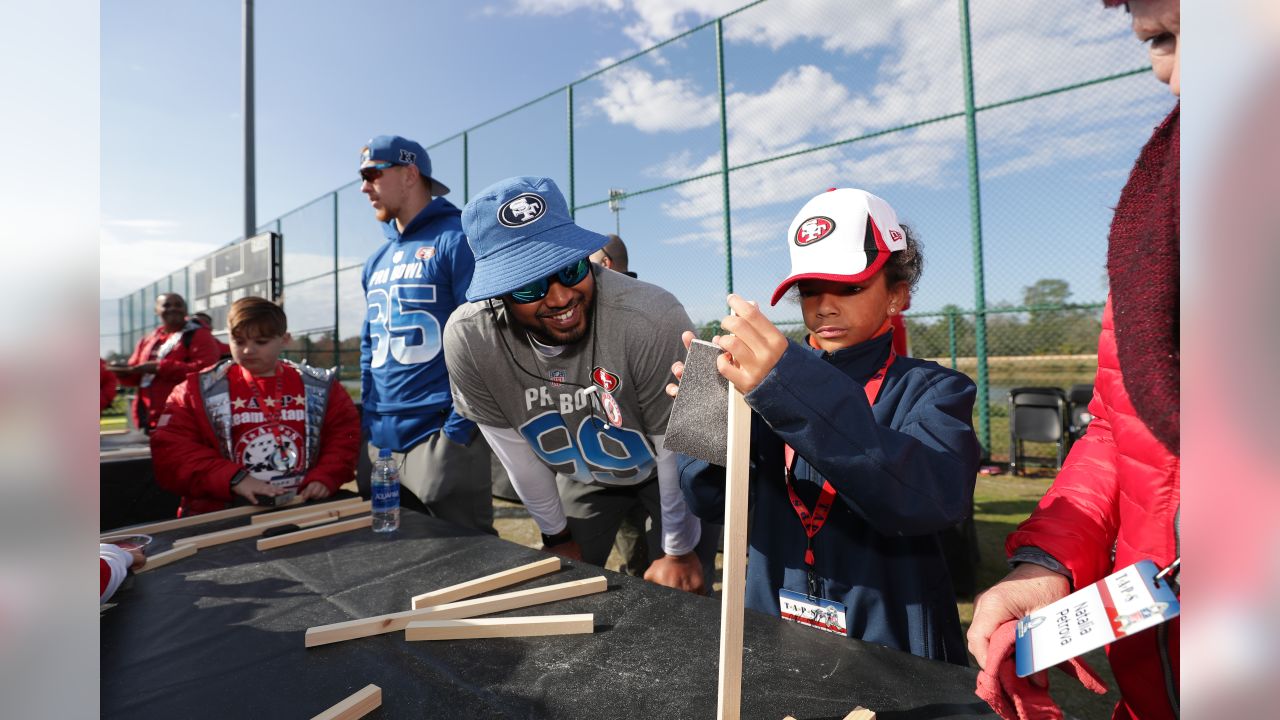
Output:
(101, 0), (1174, 350)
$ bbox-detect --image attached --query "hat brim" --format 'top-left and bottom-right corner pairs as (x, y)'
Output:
(428, 177), (451, 197)
(465, 221), (609, 302)
(769, 251), (891, 305)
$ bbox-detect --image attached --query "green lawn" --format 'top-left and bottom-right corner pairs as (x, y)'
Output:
(964, 474), (1119, 719)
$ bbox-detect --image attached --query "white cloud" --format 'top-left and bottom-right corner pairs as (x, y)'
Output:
(99, 223), (219, 298)
(512, 0), (625, 15)
(591, 65), (719, 132)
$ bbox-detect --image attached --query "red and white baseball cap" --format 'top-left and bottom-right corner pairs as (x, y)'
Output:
(769, 187), (908, 305)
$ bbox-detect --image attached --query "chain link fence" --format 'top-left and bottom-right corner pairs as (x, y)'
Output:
(103, 0), (1172, 456)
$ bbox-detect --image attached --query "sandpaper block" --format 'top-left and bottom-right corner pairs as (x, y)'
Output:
(663, 338), (729, 466)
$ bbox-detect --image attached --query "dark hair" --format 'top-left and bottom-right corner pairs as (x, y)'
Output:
(228, 296), (288, 338)
(882, 222), (923, 294)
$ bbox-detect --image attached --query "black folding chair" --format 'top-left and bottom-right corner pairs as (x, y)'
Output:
(1067, 383), (1095, 444)
(1008, 387), (1069, 476)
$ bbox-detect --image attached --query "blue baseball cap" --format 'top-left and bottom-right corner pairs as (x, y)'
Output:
(360, 135), (450, 196)
(462, 176), (609, 302)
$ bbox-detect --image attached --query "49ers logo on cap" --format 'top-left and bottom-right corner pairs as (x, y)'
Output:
(498, 193), (547, 227)
(795, 216), (835, 246)
(592, 366), (620, 392)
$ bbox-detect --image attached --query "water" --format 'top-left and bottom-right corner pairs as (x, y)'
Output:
(371, 451), (401, 533)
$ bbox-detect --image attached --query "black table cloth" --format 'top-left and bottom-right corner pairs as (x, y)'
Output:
(101, 509), (995, 719)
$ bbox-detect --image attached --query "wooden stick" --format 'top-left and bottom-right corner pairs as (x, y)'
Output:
(405, 613), (593, 641)
(250, 496), (368, 525)
(410, 557), (561, 609)
(717, 384), (752, 720)
(305, 576), (607, 648)
(256, 515), (372, 550)
(172, 509), (337, 549)
(134, 543), (197, 573)
(100, 504), (268, 537)
(311, 684), (381, 720)
(842, 708), (877, 720)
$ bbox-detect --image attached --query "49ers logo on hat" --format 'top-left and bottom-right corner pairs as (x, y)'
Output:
(498, 193), (547, 227)
(592, 366), (620, 393)
(795, 216), (835, 246)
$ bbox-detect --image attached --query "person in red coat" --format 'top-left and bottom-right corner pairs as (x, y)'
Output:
(100, 359), (119, 413)
(967, 2), (1180, 719)
(112, 293), (221, 432)
(150, 297), (360, 516)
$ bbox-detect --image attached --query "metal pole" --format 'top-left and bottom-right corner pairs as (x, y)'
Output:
(948, 310), (958, 370)
(958, 0), (991, 455)
(716, 20), (733, 300)
(567, 84), (575, 217)
(332, 191), (340, 371)
(242, 0), (256, 241)
(462, 131), (470, 202)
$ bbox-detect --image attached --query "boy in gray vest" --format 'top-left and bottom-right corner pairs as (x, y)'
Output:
(151, 297), (361, 516)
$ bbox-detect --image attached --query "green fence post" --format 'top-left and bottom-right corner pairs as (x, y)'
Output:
(958, 0), (991, 456)
(948, 309), (959, 370)
(332, 190), (341, 371)
(463, 131), (470, 203)
(567, 84), (575, 218)
(716, 19), (733, 301)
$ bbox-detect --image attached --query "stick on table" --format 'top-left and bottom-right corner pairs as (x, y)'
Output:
(134, 543), (197, 573)
(410, 557), (561, 609)
(171, 509), (339, 550)
(311, 684), (381, 720)
(250, 497), (368, 525)
(717, 384), (752, 720)
(100, 504), (267, 538)
(256, 515), (372, 550)
(306, 576), (607, 648)
(405, 613), (593, 641)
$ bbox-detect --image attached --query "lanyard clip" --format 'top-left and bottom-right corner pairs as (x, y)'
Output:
(807, 570), (820, 599)
(1154, 557), (1180, 590)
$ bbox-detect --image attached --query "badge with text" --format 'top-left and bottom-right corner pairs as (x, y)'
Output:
(1015, 559), (1180, 677)
(779, 588), (849, 636)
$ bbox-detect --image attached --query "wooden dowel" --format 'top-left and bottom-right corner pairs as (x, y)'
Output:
(305, 576), (607, 648)
(842, 708), (877, 720)
(404, 613), (593, 641)
(134, 543), (197, 573)
(256, 515), (372, 551)
(100, 504), (268, 537)
(250, 496), (368, 525)
(172, 509), (336, 550)
(311, 684), (381, 720)
(410, 557), (561, 609)
(717, 384), (752, 720)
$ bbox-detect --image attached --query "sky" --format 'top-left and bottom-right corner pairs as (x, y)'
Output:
(101, 0), (1174, 351)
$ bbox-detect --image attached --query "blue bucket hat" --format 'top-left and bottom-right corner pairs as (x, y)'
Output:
(462, 176), (609, 302)
(361, 135), (451, 197)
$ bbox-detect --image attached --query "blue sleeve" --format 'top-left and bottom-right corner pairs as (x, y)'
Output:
(747, 343), (979, 536)
(447, 230), (477, 308)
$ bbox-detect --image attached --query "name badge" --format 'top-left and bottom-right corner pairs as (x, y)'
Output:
(779, 588), (849, 636)
(1015, 559), (1180, 677)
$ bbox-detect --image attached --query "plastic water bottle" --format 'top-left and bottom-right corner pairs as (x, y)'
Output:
(371, 448), (400, 533)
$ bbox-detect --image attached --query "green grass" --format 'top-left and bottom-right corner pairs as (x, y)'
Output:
(963, 474), (1119, 719)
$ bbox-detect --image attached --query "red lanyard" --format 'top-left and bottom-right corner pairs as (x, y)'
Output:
(783, 349), (896, 569)
(241, 363), (291, 470)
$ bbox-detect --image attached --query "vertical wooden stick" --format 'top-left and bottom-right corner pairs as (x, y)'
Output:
(717, 384), (752, 720)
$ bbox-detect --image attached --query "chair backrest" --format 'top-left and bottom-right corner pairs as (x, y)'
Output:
(1009, 387), (1068, 443)
(1067, 383), (1094, 433)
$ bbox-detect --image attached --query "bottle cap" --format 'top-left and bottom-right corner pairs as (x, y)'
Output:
(378, 448), (392, 459)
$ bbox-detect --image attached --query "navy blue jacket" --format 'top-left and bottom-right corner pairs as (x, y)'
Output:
(679, 331), (979, 664)
(360, 197), (478, 451)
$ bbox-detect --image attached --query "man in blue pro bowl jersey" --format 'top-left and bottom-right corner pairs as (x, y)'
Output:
(357, 135), (494, 533)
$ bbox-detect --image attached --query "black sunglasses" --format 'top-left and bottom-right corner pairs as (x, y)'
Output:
(509, 259), (591, 304)
(359, 161), (397, 183)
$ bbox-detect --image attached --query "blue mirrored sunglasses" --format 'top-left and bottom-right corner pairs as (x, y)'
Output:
(508, 259), (591, 304)
(359, 161), (397, 183)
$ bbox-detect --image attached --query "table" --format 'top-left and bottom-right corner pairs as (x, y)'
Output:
(101, 510), (995, 719)
(100, 431), (178, 531)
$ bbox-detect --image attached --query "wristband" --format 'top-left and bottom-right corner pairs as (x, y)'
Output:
(229, 469), (250, 488)
(540, 528), (573, 547)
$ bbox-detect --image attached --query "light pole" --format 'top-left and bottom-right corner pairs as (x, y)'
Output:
(608, 188), (625, 236)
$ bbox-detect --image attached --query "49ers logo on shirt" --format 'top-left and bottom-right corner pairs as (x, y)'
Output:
(794, 216), (835, 246)
(591, 366), (621, 393)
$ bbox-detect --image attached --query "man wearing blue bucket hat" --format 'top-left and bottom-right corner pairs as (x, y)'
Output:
(443, 176), (716, 593)
(356, 135), (495, 534)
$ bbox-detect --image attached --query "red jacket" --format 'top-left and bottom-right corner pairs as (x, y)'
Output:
(150, 362), (360, 516)
(118, 324), (222, 430)
(1007, 299), (1179, 720)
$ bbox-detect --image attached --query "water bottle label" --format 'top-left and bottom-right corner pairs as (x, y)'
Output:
(372, 484), (399, 510)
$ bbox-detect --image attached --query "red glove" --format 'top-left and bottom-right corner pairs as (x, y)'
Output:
(975, 619), (1109, 720)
